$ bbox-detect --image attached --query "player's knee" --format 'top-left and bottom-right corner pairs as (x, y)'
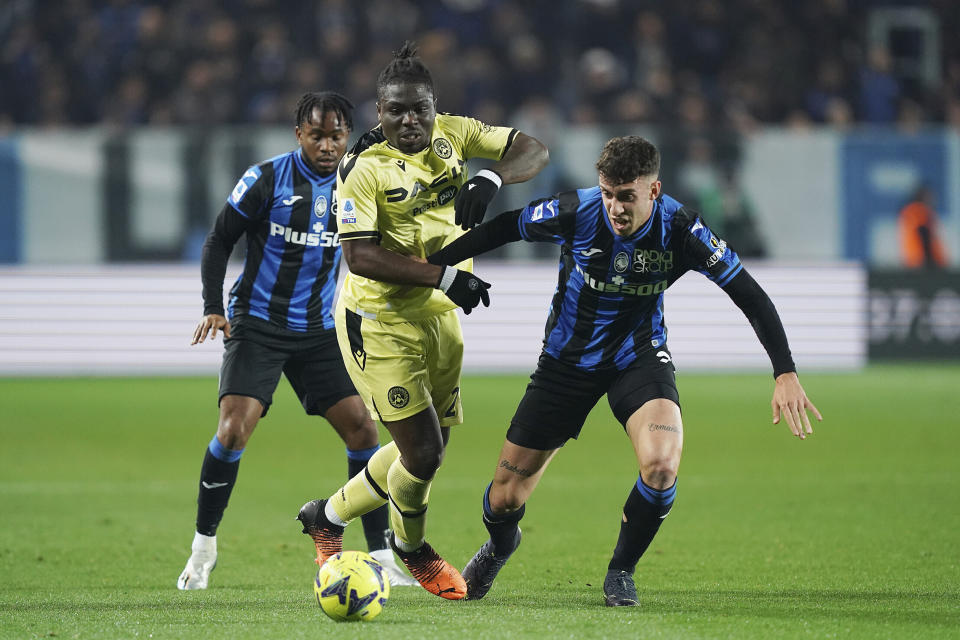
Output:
(217, 413), (255, 449)
(338, 415), (378, 449)
(404, 442), (444, 480)
(488, 490), (524, 515)
(640, 456), (679, 490)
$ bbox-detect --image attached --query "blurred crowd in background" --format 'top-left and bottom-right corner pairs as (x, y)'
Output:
(2, 0), (958, 262)
(2, 0), (958, 132)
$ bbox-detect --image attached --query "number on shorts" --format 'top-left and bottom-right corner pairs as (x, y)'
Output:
(444, 386), (460, 418)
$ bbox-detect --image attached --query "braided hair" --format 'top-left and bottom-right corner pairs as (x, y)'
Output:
(376, 41), (435, 100)
(294, 91), (354, 130)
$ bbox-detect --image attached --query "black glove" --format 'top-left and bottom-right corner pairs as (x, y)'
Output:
(454, 169), (501, 230)
(436, 266), (491, 314)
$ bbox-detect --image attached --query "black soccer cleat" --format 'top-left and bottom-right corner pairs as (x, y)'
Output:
(296, 499), (344, 566)
(461, 529), (521, 600)
(603, 569), (640, 607)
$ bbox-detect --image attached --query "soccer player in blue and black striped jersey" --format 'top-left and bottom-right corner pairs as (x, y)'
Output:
(427, 135), (823, 606)
(177, 92), (414, 590)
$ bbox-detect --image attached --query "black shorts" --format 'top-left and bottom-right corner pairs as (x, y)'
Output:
(507, 349), (680, 450)
(219, 315), (358, 417)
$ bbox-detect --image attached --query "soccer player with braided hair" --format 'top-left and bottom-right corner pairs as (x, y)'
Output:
(295, 42), (549, 599)
(177, 91), (415, 590)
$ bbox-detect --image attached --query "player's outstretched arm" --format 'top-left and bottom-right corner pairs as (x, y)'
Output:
(343, 239), (491, 313)
(454, 133), (548, 230)
(771, 372), (822, 440)
(721, 268), (823, 438)
(428, 210), (523, 266)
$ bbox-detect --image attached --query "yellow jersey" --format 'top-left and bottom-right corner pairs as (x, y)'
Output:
(336, 113), (516, 321)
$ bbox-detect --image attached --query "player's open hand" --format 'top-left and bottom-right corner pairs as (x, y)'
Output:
(192, 314), (231, 345)
(454, 169), (501, 230)
(771, 372), (822, 440)
(436, 266), (491, 314)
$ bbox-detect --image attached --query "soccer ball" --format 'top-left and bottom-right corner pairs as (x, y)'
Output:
(314, 551), (390, 622)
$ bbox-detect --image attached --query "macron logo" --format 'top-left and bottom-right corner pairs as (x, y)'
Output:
(282, 195), (303, 205)
(468, 183), (477, 191)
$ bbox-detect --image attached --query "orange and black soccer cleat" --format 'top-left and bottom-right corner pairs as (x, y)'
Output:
(296, 499), (344, 567)
(390, 538), (467, 600)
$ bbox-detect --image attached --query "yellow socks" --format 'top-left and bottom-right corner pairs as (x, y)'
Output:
(386, 459), (432, 549)
(328, 441), (399, 523)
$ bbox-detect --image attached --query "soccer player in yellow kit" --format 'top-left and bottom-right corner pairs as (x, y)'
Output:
(296, 42), (549, 599)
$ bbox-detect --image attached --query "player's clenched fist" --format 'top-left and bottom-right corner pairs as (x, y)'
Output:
(436, 266), (491, 314)
(454, 169), (501, 230)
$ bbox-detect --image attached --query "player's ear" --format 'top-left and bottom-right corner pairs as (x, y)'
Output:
(650, 180), (662, 199)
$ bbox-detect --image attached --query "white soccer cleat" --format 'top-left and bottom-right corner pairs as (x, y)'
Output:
(369, 548), (420, 587)
(177, 532), (217, 590)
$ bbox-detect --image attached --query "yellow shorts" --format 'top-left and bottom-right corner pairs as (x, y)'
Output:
(335, 301), (464, 426)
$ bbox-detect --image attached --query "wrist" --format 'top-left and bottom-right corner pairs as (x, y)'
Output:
(437, 265), (458, 291)
(476, 168), (502, 189)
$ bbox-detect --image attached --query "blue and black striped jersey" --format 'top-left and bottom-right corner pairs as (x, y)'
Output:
(517, 187), (741, 371)
(224, 149), (341, 332)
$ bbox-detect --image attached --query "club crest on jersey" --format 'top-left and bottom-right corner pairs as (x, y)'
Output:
(387, 386), (410, 409)
(614, 252), (629, 273)
(340, 198), (356, 224)
(314, 195), (327, 217)
(432, 137), (453, 159)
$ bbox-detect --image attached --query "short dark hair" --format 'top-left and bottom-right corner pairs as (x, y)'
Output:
(596, 136), (660, 184)
(295, 91), (354, 130)
(376, 41), (435, 100)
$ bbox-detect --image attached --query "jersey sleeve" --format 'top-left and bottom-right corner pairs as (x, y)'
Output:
(226, 163), (273, 219)
(452, 115), (518, 161)
(336, 156), (380, 241)
(517, 192), (578, 246)
(675, 208), (743, 287)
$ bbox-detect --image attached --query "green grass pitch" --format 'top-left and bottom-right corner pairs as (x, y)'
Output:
(2, 365), (959, 639)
